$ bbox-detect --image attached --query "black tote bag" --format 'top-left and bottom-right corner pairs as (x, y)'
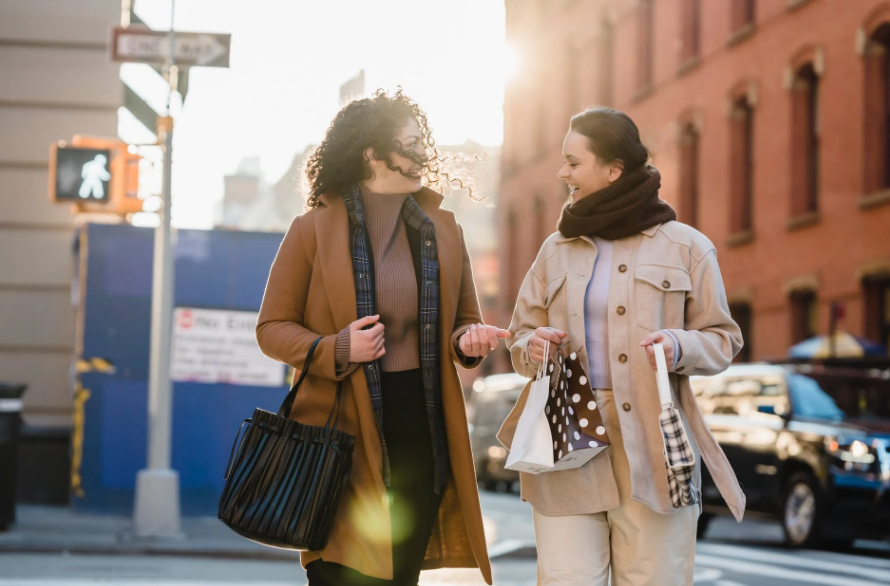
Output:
(218, 337), (355, 551)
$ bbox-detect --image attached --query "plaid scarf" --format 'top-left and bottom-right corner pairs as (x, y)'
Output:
(343, 185), (450, 494)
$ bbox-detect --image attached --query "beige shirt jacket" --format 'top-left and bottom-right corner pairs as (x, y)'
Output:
(496, 221), (746, 522)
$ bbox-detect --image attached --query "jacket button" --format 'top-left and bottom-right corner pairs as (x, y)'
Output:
(623, 402), (631, 412)
(662, 280), (671, 289)
(618, 354), (627, 363)
(617, 306), (626, 315)
(618, 264), (627, 273)
(426, 240), (432, 246)
(425, 324), (431, 330)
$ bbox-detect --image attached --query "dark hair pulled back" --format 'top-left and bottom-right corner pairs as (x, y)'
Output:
(569, 107), (650, 172)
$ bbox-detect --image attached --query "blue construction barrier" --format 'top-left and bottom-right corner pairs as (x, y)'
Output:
(73, 223), (289, 515)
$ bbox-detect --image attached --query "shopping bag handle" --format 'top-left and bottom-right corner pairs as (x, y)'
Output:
(275, 338), (345, 434)
(538, 339), (551, 380)
(653, 342), (673, 409)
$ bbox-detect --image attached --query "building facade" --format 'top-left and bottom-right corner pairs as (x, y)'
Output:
(0, 2), (121, 427)
(499, 0), (890, 365)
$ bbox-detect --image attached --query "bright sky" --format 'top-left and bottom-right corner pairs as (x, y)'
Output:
(122, 0), (509, 228)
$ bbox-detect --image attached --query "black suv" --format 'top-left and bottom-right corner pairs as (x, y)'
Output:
(692, 363), (890, 547)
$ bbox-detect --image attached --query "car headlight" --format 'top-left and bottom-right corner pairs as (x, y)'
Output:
(826, 437), (877, 471)
(487, 445), (507, 460)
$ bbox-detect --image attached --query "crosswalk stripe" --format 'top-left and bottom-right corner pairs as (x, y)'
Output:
(488, 539), (535, 559)
(697, 542), (890, 581)
(695, 553), (890, 586)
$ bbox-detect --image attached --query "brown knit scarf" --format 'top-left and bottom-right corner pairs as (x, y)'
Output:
(557, 164), (677, 241)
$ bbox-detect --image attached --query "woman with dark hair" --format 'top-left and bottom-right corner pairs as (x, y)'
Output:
(498, 108), (745, 585)
(256, 89), (507, 586)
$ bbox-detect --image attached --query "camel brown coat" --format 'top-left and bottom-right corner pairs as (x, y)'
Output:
(255, 188), (492, 584)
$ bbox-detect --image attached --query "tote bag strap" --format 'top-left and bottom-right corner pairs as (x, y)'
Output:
(277, 337), (323, 418)
(653, 342), (673, 409)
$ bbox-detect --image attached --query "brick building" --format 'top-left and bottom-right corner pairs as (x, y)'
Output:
(498, 0), (890, 366)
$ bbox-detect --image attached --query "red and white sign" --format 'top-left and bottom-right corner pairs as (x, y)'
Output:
(170, 307), (285, 387)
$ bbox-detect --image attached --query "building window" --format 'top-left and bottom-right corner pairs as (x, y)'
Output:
(600, 18), (615, 106)
(863, 24), (890, 194)
(731, 0), (756, 32)
(637, 0), (654, 90)
(534, 195), (548, 247)
(535, 69), (548, 155)
(507, 208), (519, 304)
(790, 63), (820, 217)
(863, 276), (890, 350)
(790, 290), (818, 344)
(679, 123), (700, 228)
(680, 0), (701, 64)
(729, 302), (753, 362)
(566, 44), (579, 118)
(729, 95), (754, 234)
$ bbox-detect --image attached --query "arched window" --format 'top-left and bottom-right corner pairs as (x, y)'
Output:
(680, 0), (701, 65)
(863, 24), (890, 194)
(599, 18), (615, 106)
(790, 63), (820, 217)
(679, 123), (700, 228)
(729, 94), (755, 235)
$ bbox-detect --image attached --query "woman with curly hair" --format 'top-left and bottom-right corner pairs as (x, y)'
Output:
(256, 90), (507, 586)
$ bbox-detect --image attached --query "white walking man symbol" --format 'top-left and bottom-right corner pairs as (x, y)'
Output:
(79, 154), (110, 199)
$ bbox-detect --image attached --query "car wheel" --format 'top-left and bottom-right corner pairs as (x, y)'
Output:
(696, 513), (713, 540)
(782, 472), (822, 548)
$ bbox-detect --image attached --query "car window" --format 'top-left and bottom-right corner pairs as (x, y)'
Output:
(694, 375), (788, 418)
(787, 374), (846, 422)
(473, 392), (515, 427)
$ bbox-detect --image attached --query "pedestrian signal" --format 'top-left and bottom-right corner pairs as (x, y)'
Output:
(49, 138), (142, 214)
(50, 146), (112, 203)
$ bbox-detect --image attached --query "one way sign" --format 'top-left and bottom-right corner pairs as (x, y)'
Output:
(111, 26), (231, 68)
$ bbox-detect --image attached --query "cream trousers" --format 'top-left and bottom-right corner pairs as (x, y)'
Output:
(532, 389), (698, 586)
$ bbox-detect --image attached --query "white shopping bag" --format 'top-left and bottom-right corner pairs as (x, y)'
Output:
(505, 341), (555, 474)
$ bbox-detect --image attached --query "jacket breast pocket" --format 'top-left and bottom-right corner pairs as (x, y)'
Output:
(543, 274), (567, 309)
(633, 264), (691, 331)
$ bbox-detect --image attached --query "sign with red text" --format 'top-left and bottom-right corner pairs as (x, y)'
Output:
(171, 308), (284, 387)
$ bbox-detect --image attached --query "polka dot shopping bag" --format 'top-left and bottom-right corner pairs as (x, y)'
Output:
(547, 346), (610, 470)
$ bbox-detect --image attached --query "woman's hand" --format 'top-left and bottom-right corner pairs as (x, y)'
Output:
(459, 324), (511, 358)
(528, 327), (567, 363)
(639, 331), (676, 370)
(349, 315), (386, 362)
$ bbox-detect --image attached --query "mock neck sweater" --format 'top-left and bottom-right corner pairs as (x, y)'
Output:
(355, 187), (420, 372)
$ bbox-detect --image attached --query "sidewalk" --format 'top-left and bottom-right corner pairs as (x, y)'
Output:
(0, 506), (299, 560)
(0, 493), (534, 561)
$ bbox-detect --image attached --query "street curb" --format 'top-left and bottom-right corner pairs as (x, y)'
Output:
(1, 541), (539, 561)
(0, 544), (300, 561)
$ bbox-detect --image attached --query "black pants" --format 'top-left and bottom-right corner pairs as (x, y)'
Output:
(306, 369), (443, 586)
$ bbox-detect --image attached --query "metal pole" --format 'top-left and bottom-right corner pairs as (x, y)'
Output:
(146, 124), (174, 470)
(133, 0), (181, 537)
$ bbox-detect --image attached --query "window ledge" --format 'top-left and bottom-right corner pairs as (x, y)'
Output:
(631, 84), (655, 104)
(677, 56), (701, 77)
(727, 230), (754, 248)
(786, 211), (820, 231)
(726, 23), (756, 48)
(786, 0), (815, 12)
(859, 189), (890, 211)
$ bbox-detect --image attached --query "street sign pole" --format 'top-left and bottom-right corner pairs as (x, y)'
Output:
(133, 2), (181, 538)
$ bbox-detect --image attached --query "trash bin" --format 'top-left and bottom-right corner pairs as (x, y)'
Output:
(0, 383), (26, 531)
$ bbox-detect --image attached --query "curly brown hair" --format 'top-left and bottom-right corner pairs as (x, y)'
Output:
(303, 89), (474, 209)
